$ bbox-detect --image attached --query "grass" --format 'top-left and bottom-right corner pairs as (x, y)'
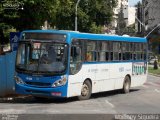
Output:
(148, 66), (160, 75)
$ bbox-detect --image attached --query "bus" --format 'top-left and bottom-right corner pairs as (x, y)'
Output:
(14, 30), (148, 100)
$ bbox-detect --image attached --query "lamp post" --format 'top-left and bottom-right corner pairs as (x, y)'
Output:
(75, 0), (81, 31)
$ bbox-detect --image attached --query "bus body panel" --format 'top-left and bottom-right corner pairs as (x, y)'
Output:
(67, 64), (96, 97)
(15, 73), (68, 97)
(15, 30), (148, 99)
(67, 61), (147, 97)
(15, 83), (68, 97)
(131, 75), (147, 87)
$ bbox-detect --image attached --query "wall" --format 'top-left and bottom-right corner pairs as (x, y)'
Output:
(0, 51), (16, 97)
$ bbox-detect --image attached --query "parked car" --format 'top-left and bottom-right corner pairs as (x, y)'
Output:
(148, 56), (158, 65)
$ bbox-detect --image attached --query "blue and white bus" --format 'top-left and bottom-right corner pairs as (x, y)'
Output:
(15, 30), (147, 100)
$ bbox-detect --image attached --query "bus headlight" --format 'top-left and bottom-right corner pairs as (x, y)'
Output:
(14, 76), (25, 85)
(52, 76), (67, 88)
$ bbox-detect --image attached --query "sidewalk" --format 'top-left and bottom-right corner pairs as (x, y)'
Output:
(149, 73), (160, 77)
(148, 65), (160, 77)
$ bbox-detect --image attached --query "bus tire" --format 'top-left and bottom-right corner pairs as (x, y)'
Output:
(78, 80), (92, 100)
(122, 76), (131, 93)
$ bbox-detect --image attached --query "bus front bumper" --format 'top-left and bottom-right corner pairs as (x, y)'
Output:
(15, 83), (67, 98)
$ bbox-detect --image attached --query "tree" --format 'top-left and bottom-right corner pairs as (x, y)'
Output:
(89, 22), (102, 33)
(0, 0), (19, 44)
(54, 0), (75, 30)
(0, 29), (5, 44)
(78, 0), (117, 33)
(48, 0), (117, 33)
(14, 0), (58, 31)
(0, 0), (58, 31)
(0, 0), (117, 36)
(0, 0), (58, 44)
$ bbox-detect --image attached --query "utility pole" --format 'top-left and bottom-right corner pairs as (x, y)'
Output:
(75, 0), (81, 31)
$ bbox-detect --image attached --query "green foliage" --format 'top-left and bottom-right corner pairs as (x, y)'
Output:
(54, 0), (75, 30)
(77, 0), (116, 33)
(0, 0), (117, 40)
(15, 0), (58, 31)
(0, 0), (20, 44)
(89, 22), (102, 34)
(148, 66), (160, 75)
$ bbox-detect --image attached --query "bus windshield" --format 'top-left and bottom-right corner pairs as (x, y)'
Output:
(16, 41), (68, 75)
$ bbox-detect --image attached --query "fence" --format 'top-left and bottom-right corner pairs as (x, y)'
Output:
(0, 51), (16, 97)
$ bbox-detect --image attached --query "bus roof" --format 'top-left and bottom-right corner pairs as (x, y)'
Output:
(22, 30), (147, 43)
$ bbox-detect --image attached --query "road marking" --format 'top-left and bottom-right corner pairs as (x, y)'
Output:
(105, 100), (114, 108)
(155, 89), (160, 93)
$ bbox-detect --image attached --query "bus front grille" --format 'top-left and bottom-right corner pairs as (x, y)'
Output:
(26, 90), (50, 95)
(25, 82), (51, 87)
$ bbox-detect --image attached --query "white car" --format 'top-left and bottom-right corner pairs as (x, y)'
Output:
(148, 56), (158, 65)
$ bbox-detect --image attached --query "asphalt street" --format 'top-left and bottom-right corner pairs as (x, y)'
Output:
(0, 75), (160, 120)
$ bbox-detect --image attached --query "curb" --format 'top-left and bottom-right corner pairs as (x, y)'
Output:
(0, 95), (31, 101)
(149, 73), (160, 77)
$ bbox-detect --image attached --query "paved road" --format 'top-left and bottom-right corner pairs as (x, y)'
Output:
(0, 75), (160, 119)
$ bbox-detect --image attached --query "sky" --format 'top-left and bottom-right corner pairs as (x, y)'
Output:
(129, 0), (142, 6)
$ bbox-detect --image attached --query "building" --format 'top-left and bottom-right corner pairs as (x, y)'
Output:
(143, 0), (160, 29)
(127, 7), (136, 26)
(112, 0), (128, 28)
(111, 0), (136, 35)
(111, 0), (128, 30)
(135, 1), (144, 36)
(142, 0), (160, 54)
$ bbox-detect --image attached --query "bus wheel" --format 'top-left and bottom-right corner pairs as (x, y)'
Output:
(78, 80), (92, 100)
(122, 76), (131, 93)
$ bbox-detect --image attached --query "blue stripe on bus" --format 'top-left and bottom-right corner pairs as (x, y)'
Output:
(20, 30), (147, 43)
(15, 73), (68, 97)
(70, 33), (147, 43)
(83, 60), (147, 64)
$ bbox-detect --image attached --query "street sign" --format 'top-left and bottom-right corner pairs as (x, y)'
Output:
(10, 32), (21, 51)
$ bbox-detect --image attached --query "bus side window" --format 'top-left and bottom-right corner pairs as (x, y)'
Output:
(133, 53), (136, 60)
(85, 41), (96, 62)
(113, 42), (121, 61)
(70, 39), (83, 75)
(71, 46), (81, 62)
(99, 41), (110, 62)
(85, 52), (92, 61)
